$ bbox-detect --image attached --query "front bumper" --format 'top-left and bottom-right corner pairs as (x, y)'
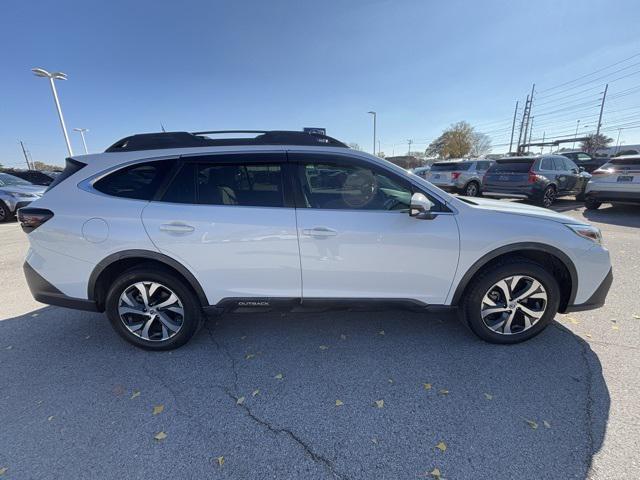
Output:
(564, 267), (613, 312)
(23, 261), (98, 312)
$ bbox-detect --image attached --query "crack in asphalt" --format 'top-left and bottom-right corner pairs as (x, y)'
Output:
(205, 320), (347, 480)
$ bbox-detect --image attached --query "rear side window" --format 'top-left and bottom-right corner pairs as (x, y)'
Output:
(540, 158), (554, 170)
(46, 158), (86, 192)
(161, 162), (285, 207)
(552, 157), (567, 170)
(431, 162), (472, 171)
(489, 161), (534, 173)
(94, 161), (171, 200)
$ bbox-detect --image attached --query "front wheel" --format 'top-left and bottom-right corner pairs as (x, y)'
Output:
(0, 201), (11, 223)
(105, 266), (203, 350)
(461, 259), (560, 344)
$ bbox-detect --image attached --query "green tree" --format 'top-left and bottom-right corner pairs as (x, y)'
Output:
(426, 121), (491, 158)
(580, 133), (613, 155)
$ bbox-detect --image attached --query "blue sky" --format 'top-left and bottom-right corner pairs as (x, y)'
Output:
(1, 0), (640, 167)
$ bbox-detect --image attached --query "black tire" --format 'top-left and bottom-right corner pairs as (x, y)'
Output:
(461, 259), (560, 344)
(584, 197), (602, 210)
(105, 265), (203, 350)
(0, 201), (11, 223)
(463, 181), (481, 197)
(538, 185), (556, 208)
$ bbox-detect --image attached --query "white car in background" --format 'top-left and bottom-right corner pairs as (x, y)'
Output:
(18, 130), (612, 350)
(585, 155), (640, 209)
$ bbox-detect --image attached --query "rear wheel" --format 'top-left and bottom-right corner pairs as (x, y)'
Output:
(463, 181), (480, 197)
(539, 185), (556, 208)
(585, 197), (602, 210)
(105, 266), (203, 350)
(461, 259), (560, 344)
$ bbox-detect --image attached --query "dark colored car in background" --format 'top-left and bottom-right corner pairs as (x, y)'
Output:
(0, 169), (57, 186)
(482, 155), (590, 208)
(559, 151), (609, 173)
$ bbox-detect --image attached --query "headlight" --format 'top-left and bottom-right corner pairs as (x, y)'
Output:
(566, 224), (603, 245)
(7, 191), (36, 199)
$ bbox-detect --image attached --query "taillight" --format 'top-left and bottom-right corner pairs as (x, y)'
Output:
(528, 171), (540, 183)
(17, 208), (54, 233)
(451, 172), (461, 180)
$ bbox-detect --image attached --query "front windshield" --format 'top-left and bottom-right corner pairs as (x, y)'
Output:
(0, 173), (32, 187)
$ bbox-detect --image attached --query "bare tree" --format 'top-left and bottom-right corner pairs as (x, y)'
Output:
(580, 134), (613, 154)
(469, 132), (492, 157)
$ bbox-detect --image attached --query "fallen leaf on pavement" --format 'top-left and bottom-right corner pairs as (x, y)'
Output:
(340, 334), (347, 340)
(438, 389), (449, 395)
(274, 373), (283, 380)
(216, 456), (224, 467)
(375, 399), (384, 408)
(612, 325), (619, 330)
(371, 437), (378, 444)
(154, 431), (167, 441)
(388, 378), (394, 384)
(423, 383), (432, 390)
(543, 420), (551, 428)
(5, 346), (12, 350)
(0, 467), (7, 476)
(319, 345), (329, 350)
(152, 405), (164, 415)
(245, 353), (255, 360)
(335, 399), (344, 406)
(47, 416), (54, 421)
(436, 441), (447, 452)
(567, 317), (579, 324)
(484, 393), (493, 400)
(525, 419), (538, 430)
(252, 389), (260, 397)
(585, 333), (592, 339)
(633, 314), (640, 319)
(378, 330), (385, 336)
(430, 467), (442, 478)
(236, 396), (245, 405)
(240, 336), (247, 340)
(130, 391), (141, 399)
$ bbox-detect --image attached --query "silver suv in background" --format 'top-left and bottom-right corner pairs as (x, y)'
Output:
(424, 159), (493, 197)
(0, 172), (46, 222)
(585, 156), (640, 209)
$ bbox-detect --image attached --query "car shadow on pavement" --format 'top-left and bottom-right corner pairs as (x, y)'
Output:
(583, 204), (640, 228)
(0, 306), (609, 480)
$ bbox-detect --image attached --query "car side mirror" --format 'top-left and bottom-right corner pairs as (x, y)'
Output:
(578, 166), (585, 173)
(410, 192), (435, 219)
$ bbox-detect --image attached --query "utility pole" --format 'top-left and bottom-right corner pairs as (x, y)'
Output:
(367, 111), (377, 155)
(508, 101), (519, 154)
(596, 83), (608, 136)
(518, 84), (535, 155)
(572, 120), (581, 149)
(516, 95), (529, 154)
(540, 132), (545, 154)
(615, 128), (623, 154)
(407, 139), (413, 155)
(20, 141), (31, 169)
(527, 116), (534, 146)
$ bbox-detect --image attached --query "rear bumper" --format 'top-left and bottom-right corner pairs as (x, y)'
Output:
(23, 261), (99, 312)
(585, 190), (640, 204)
(564, 267), (613, 312)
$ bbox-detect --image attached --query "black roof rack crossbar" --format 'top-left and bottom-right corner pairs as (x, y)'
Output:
(105, 130), (349, 153)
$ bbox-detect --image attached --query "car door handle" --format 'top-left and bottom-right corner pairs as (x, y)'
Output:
(160, 223), (195, 234)
(302, 227), (338, 237)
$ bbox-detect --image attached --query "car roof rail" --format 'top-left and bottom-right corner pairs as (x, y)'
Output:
(105, 130), (349, 153)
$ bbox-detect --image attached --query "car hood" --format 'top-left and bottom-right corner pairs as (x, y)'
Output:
(459, 196), (585, 224)
(0, 184), (46, 195)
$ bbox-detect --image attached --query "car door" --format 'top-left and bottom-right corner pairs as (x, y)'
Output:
(142, 152), (302, 305)
(290, 152), (460, 305)
(555, 156), (579, 193)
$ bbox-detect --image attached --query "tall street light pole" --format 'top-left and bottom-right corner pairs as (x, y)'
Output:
(74, 128), (89, 154)
(32, 67), (73, 156)
(367, 111), (377, 156)
(572, 119), (580, 150)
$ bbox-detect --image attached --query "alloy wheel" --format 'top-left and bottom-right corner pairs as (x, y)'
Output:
(465, 183), (479, 196)
(118, 282), (185, 341)
(480, 275), (547, 335)
(543, 187), (556, 208)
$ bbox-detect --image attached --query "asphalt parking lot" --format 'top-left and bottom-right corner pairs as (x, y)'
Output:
(0, 200), (638, 479)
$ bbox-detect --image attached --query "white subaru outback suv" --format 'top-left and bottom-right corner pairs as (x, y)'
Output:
(19, 130), (612, 350)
